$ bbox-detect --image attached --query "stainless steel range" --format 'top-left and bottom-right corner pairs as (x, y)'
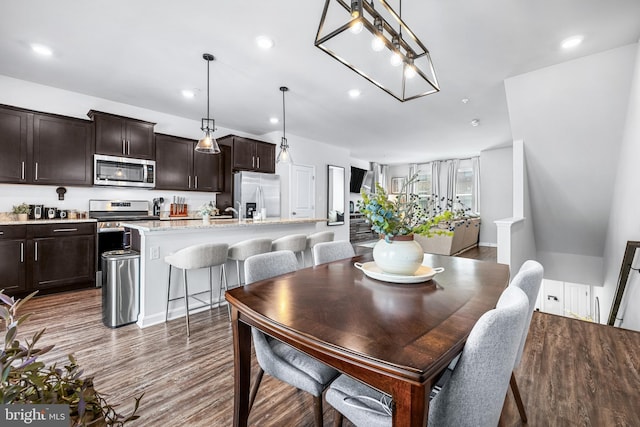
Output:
(90, 200), (158, 286)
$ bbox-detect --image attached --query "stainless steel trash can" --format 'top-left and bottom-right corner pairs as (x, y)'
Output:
(101, 249), (140, 328)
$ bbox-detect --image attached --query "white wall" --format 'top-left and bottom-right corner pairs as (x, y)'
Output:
(479, 145), (512, 245)
(599, 40), (640, 325)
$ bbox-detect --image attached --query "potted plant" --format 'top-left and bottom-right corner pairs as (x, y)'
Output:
(1, 291), (143, 426)
(357, 175), (461, 275)
(12, 203), (30, 221)
(197, 201), (218, 223)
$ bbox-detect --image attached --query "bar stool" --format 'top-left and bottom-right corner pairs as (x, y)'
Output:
(227, 238), (273, 287)
(271, 234), (307, 267)
(305, 231), (334, 266)
(165, 242), (229, 337)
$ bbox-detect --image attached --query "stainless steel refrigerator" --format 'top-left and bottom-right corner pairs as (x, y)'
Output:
(233, 171), (281, 219)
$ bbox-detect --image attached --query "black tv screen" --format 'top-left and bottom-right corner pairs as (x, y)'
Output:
(350, 166), (368, 193)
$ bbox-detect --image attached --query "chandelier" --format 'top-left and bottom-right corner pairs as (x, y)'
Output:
(315, 0), (440, 102)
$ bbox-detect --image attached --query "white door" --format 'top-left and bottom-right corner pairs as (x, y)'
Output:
(564, 282), (592, 320)
(289, 164), (315, 218)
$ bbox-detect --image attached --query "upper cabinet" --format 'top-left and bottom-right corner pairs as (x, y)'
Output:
(155, 133), (223, 192)
(0, 105), (94, 186)
(218, 135), (275, 173)
(88, 110), (155, 160)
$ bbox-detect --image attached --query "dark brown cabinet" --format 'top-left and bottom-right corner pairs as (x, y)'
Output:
(219, 135), (275, 173)
(0, 225), (27, 293)
(27, 222), (96, 294)
(89, 110), (155, 160)
(155, 133), (223, 192)
(0, 105), (94, 186)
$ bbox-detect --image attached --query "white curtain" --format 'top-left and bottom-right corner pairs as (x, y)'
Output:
(471, 156), (480, 213)
(445, 159), (460, 209)
(431, 161), (440, 197)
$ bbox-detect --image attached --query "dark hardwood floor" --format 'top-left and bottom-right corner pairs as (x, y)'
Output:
(8, 246), (639, 426)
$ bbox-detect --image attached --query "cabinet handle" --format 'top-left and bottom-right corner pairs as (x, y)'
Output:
(21, 161), (25, 180)
(0, 231), (3, 235)
(34, 241), (38, 261)
(35, 162), (38, 181)
(188, 176), (191, 189)
(20, 242), (24, 263)
(195, 176), (198, 189)
(252, 156), (255, 168)
(257, 157), (260, 169)
(53, 228), (78, 232)
(122, 139), (126, 155)
(127, 140), (131, 155)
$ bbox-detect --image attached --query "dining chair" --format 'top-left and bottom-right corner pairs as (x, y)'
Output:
(227, 238), (273, 287)
(325, 285), (529, 427)
(244, 250), (340, 427)
(312, 240), (355, 266)
(306, 231), (335, 265)
(506, 260), (544, 422)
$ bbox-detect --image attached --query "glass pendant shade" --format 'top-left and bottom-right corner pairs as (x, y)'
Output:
(277, 87), (293, 164)
(196, 53), (220, 154)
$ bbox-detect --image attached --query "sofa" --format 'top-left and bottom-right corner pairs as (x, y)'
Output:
(415, 217), (481, 256)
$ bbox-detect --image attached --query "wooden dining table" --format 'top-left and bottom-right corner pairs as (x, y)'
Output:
(225, 252), (510, 426)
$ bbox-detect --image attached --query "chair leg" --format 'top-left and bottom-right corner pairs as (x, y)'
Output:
(165, 265), (172, 322)
(510, 371), (528, 423)
(236, 260), (242, 287)
(248, 367), (264, 412)
(312, 395), (323, 427)
(182, 269), (191, 337)
(333, 412), (343, 427)
(208, 267), (213, 310)
(219, 264), (231, 321)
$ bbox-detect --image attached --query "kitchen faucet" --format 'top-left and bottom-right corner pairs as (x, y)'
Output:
(225, 202), (243, 221)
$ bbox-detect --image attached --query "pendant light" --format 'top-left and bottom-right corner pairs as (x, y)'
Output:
(277, 86), (293, 164)
(195, 53), (220, 154)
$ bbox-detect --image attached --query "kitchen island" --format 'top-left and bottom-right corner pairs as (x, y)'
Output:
(122, 217), (328, 328)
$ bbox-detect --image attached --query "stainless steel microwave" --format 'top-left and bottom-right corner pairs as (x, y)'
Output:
(93, 154), (156, 188)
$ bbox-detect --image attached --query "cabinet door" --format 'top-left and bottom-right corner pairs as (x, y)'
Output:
(0, 105), (29, 183)
(232, 138), (256, 170)
(255, 141), (275, 173)
(31, 234), (95, 290)
(32, 114), (93, 186)
(0, 239), (27, 293)
(125, 120), (155, 160)
(193, 148), (223, 192)
(94, 114), (126, 156)
(155, 134), (193, 190)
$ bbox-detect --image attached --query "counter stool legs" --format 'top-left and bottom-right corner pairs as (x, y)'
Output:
(218, 264), (231, 320)
(182, 268), (191, 336)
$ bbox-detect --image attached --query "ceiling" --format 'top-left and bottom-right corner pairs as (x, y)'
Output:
(1, 0), (639, 164)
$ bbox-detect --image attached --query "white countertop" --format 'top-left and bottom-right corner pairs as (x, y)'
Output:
(123, 217), (328, 232)
(0, 218), (97, 226)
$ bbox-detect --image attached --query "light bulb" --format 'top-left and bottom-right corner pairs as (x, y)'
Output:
(404, 64), (417, 79)
(350, 21), (364, 34)
(390, 52), (402, 67)
(371, 36), (385, 52)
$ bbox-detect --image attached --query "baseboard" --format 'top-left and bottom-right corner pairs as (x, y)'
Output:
(479, 242), (497, 247)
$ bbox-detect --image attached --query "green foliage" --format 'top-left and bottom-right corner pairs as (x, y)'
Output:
(0, 291), (143, 426)
(197, 201), (218, 216)
(11, 203), (30, 215)
(357, 174), (471, 241)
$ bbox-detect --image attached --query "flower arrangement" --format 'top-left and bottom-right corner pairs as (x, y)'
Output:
(197, 201), (218, 217)
(358, 174), (471, 241)
(11, 202), (30, 215)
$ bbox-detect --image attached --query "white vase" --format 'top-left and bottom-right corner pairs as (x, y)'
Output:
(202, 214), (210, 224)
(372, 235), (424, 276)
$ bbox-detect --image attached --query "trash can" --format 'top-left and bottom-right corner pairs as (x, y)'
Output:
(101, 249), (140, 328)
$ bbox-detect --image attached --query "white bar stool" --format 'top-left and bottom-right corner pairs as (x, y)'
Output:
(271, 234), (307, 267)
(227, 238), (273, 287)
(305, 231), (335, 266)
(165, 242), (229, 336)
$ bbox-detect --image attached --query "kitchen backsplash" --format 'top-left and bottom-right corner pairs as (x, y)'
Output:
(0, 184), (218, 216)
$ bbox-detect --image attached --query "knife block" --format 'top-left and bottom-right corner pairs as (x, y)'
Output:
(169, 204), (188, 217)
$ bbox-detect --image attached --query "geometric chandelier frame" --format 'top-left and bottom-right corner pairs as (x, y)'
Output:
(315, 0), (440, 102)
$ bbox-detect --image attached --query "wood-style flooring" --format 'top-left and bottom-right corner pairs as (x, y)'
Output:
(9, 246), (640, 426)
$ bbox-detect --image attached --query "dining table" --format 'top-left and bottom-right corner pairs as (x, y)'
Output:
(225, 252), (510, 426)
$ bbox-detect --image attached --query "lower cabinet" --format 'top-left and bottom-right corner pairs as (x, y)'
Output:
(1, 222), (96, 297)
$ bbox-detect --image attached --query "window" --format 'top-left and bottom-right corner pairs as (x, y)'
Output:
(414, 165), (432, 210)
(455, 159), (474, 210)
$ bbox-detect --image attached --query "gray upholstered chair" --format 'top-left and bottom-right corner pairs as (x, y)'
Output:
(244, 250), (339, 426)
(306, 231), (335, 265)
(312, 240), (355, 266)
(507, 260), (544, 422)
(326, 286), (529, 427)
(164, 242), (229, 336)
(271, 234), (307, 266)
(227, 238), (272, 287)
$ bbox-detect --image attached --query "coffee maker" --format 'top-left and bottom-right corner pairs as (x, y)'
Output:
(152, 197), (164, 217)
(28, 204), (43, 220)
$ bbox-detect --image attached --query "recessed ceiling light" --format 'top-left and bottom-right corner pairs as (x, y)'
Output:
(181, 89), (195, 99)
(470, 119), (480, 127)
(256, 35), (275, 50)
(30, 43), (53, 57)
(270, 117), (279, 124)
(461, 98), (469, 104)
(348, 89), (361, 98)
(561, 35), (584, 49)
